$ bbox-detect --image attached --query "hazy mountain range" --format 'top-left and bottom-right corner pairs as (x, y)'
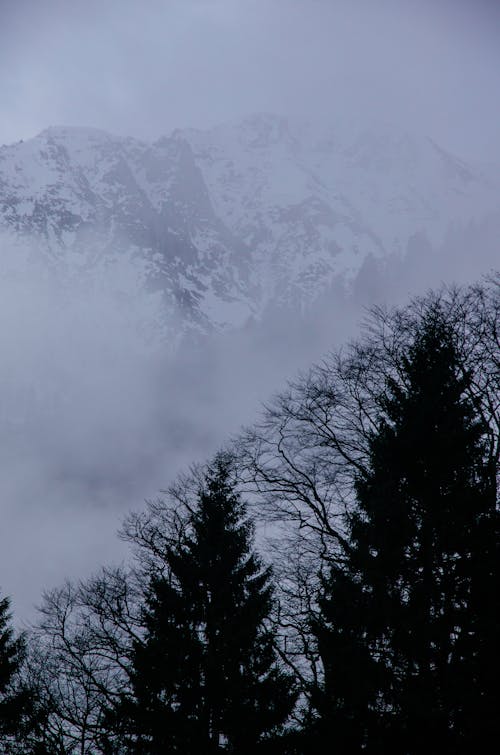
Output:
(1, 112), (498, 344)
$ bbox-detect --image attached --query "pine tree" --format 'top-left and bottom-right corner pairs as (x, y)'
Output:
(313, 309), (498, 752)
(0, 591), (32, 748)
(116, 455), (296, 754)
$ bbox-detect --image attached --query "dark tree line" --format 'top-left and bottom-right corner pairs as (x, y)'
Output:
(310, 309), (497, 752)
(108, 457), (297, 754)
(1, 277), (498, 753)
(0, 593), (35, 751)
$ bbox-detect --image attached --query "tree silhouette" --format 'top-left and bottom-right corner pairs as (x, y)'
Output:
(0, 590), (35, 750)
(115, 455), (296, 753)
(313, 308), (498, 752)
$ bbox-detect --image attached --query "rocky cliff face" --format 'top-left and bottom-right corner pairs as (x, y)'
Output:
(1, 113), (498, 342)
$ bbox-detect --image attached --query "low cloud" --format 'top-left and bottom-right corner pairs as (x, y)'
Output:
(1, 0), (500, 161)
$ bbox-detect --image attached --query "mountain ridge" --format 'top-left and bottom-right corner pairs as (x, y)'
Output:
(1, 113), (498, 342)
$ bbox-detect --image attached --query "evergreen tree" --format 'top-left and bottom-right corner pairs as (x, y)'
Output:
(313, 309), (498, 752)
(115, 455), (296, 754)
(0, 590), (33, 748)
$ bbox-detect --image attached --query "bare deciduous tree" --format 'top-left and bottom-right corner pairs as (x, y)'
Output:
(235, 278), (499, 693)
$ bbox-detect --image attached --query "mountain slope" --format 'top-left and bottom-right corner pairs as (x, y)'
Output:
(1, 114), (498, 340)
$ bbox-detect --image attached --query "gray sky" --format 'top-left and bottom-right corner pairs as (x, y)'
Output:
(1, 0), (500, 161)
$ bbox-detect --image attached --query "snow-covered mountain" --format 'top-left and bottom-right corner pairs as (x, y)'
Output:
(1, 113), (498, 341)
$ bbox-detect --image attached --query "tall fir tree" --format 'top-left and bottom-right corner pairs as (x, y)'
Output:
(312, 309), (498, 753)
(0, 590), (33, 749)
(114, 455), (296, 754)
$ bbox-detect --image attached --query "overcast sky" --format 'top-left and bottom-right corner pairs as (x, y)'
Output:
(1, 0), (500, 162)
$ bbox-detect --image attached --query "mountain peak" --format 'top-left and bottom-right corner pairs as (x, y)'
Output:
(36, 125), (117, 142)
(0, 116), (497, 343)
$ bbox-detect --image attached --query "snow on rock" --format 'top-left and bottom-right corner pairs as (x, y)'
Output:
(1, 114), (498, 343)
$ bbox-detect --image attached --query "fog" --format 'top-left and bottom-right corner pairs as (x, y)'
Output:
(0, 228), (497, 621)
(0, 0), (499, 620)
(2, 0), (500, 162)
(0, 232), (360, 619)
